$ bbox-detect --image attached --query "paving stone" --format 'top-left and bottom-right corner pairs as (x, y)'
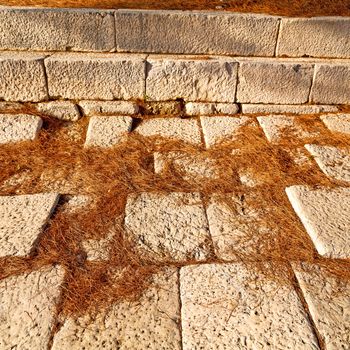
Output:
(286, 185), (350, 258)
(180, 263), (319, 349)
(277, 18), (350, 58)
(79, 100), (139, 116)
(135, 118), (202, 145)
(124, 192), (212, 262)
(0, 193), (59, 256)
(185, 102), (239, 116)
(146, 56), (238, 102)
(52, 267), (181, 350)
(0, 265), (64, 350)
(237, 60), (314, 104)
(85, 116), (133, 148)
(36, 101), (81, 121)
(200, 116), (255, 147)
(293, 262), (350, 350)
(242, 104), (339, 115)
(321, 113), (350, 135)
(142, 101), (182, 115)
(310, 63), (350, 104)
(305, 144), (350, 182)
(115, 10), (279, 56)
(0, 114), (43, 144)
(61, 195), (92, 213)
(45, 53), (146, 100)
(0, 52), (48, 102)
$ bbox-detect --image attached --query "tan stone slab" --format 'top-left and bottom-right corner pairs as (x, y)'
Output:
(242, 104), (339, 115)
(0, 52), (48, 102)
(85, 116), (133, 148)
(36, 101), (81, 121)
(124, 192), (212, 262)
(0, 193), (59, 256)
(79, 100), (139, 116)
(146, 56), (238, 102)
(321, 114), (350, 135)
(52, 268), (181, 350)
(180, 263), (319, 349)
(293, 263), (350, 350)
(286, 186), (350, 258)
(0, 114), (42, 144)
(143, 101), (182, 115)
(0, 266), (64, 350)
(185, 102), (239, 116)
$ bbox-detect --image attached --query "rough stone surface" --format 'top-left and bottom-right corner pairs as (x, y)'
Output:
(85, 116), (133, 147)
(305, 144), (350, 182)
(237, 60), (314, 104)
(115, 10), (279, 56)
(293, 263), (350, 350)
(52, 268), (181, 350)
(180, 263), (319, 349)
(277, 18), (350, 58)
(0, 8), (115, 52)
(0, 193), (59, 256)
(321, 113), (350, 135)
(135, 118), (202, 145)
(185, 102), (239, 116)
(286, 185), (350, 258)
(146, 56), (238, 102)
(310, 63), (350, 104)
(79, 100), (139, 116)
(82, 236), (112, 261)
(0, 266), (64, 350)
(242, 104), (339, 114)
(36, 101), (81, 121)
(0, 52), (48, 102)
(0, 114), (43, 144)
(142, 101), (182, 115)
(0, 102), (23, 112)
(45, 53), (146, 100)
(124, 192), (212, 262)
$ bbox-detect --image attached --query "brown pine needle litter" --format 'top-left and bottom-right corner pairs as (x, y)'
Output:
(0, 105), (350, 319)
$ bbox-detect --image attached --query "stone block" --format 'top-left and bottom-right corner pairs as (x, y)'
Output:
(79, 100), (139, 116)
(321, 114), (350, 135)
(36, 101), (81, 121)
(143, 101), (182, 115)
(242, 104), (339, 114)
(185, 102), (239, 116)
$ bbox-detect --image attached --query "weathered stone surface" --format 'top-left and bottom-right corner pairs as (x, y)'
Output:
(124, 192), (212, 262)
(277, 18), (350, 58)
(321, 113), (350, 135)
(85, 116), (133, 147)
(200, 116), (255, 147)
(0, 8), (115, 52)
(286, 185), (350, 258)
(310, 63), (350, 104)
(82, 236), (112, 261)
(36, 101), (81, 121)
(237, 60), (314, 104)
(0, 102), (23, 112)
(79, 100), (139, 116)
(45, 53), (146, 100)
(0, 114), (43, 144)
(146, 56), (238, 102)
(242, 104), (338, 114)
(0, 266), (64, 350)
(305, 144), (350, 182)
(185, 102), (239, 116)
(61, 195), (92, 213)
(52, 268), (181, 350)
(135, 118), (202, 145)
(115, 10), (279, 56)
(0, 52), (48, 102)
(0, 193), (59, 256)
(180, 263), (319, 349)
(142, 101), (182, 115)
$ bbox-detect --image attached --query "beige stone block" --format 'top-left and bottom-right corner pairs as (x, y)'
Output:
(321, 114), (350, 135)
(286, 186), (350, 258)
(242, 104), (339, 114)
(36, 101), (80, 121)
(142, 101), (182, 115)
(185, 102), (239, 116)
(79, 100), (139, 116)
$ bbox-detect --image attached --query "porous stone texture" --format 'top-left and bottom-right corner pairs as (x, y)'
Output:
(310, 63), (350, 104)
(0, 114), (43, 144)
(293, 263), (350, 350)
(36, 101), (80, 121)
(185, 102), (239, 116)
(115, 10), (279, 56)
(45, 53), (146, 100)
(124, 192), (212, 262)
(286, 185), (350, 258)
(305, 144), (350, 182)
(200, 116), (255, 147)
(0, 52), (48, 102)
(82, 236), (112, 261)
(0, 102), (23, 112)
(0, 193), (59, 256)
(79, 100), (139, 116)
(85, 116), (133, 147)
(142, 101), (182, 115)
(180, 263), (319, 349)
(0, 8), (115, 52)
(277, 18), (350, 58)
(321, 114), (350, 135)
(61, 195), (92, 213)
(52, 268), (181, 350)
(0, 266), (64, 350)
(237, 60), (314, 104)
(135, 118), (202, 145)
(146, 56), (238, 102)
(242, 104), (339, 114)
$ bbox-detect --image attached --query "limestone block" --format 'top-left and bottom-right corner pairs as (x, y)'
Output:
(321, 114), (350, 135)
(242, 104), (339, 114)
(36, 101), (81, 121)
(79, 100), (139, 116)
(185, 102), (239, 116)
(142, 101), (182, 115)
